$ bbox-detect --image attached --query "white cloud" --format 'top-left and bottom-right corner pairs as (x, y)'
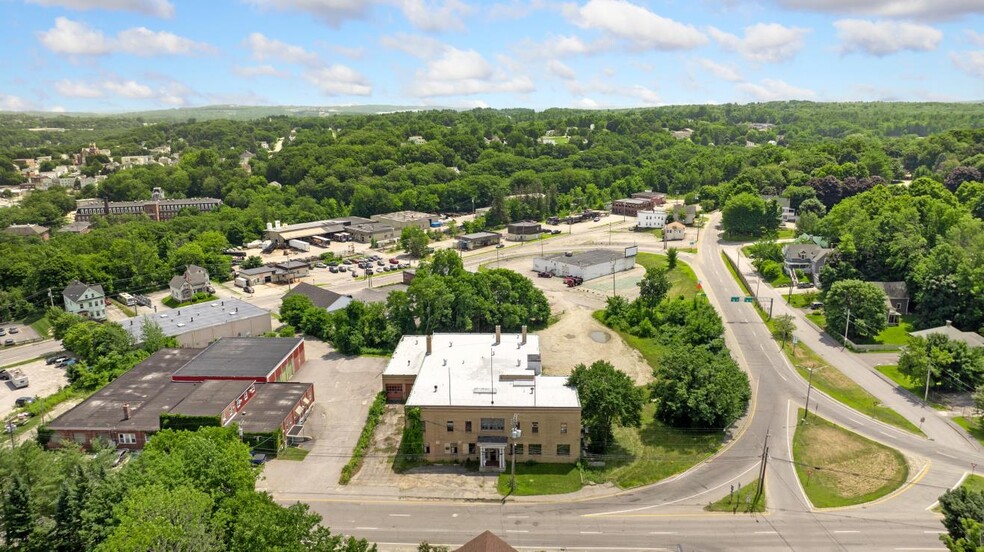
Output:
(547, 59), (576, 80)
(409, 49), (534, 97)
(834, 19), (942, 55)
(38, 17), (111, 55)
(380, 33), (448, 58)
(571, 97), (600, 108)
(708, 23), (809, 63)
(737, 78), (817, 101)
(425, 48), (493, 80)
(775, 0), (982, 20)
(39, 17), (211, 56)
(27, 0), (175, 18)
(330, 45), (365, 59)
(398, 0), (471, 32)
(696, 57), (743, 81)
(952, 50), (984, 78)
(624, 85), (660, 105)
(103, 80), (155, 98)
(54, 79), (104, 98)
(488, 0), (547, 20)
(564, 0), (707, 50)
(968, 30), (984, 47)
(245, 33), (321, 66)
(234, 64), (289, 77)
(304, 65), (373, 95)
(0, 95), (31, 111)
(50, 106), (67, 112)
(244, 0), (370, 27)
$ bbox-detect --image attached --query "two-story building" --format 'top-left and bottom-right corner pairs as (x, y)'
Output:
(169, 264), (212, 302)
(62, 280), (107, 321)
(382, 329), (581, 470)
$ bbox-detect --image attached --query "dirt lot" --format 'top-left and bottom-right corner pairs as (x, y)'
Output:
(0, 358), (71, 420)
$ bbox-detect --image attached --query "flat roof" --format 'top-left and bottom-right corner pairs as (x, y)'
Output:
(373, 211), (434, 222)
(168, 380), (250, 416)
(614, 198), (650, 205)
(235, 382), (312, 433)
(508, 221), (541, 228)
(48, 348), (203, 432)
(541, 249), (623, 267)
(123, 298), (270, 342)
(172, 336), (303, 380)
(350, 222), (395, 234)
(387, 333), (579, 409)
(460, 231), (501, 240)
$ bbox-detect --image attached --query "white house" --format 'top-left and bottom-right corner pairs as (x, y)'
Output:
(664, 222), (687, 241)
(63, 280), (107, 321)
(169, 265), (213, 302)
(637, 209), (668, 229)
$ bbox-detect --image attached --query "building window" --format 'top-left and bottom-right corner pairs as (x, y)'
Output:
(557, 444), (571, 456)
(447, 420), (454, 432)
(560, 423), (568, 434)
(385, 384), (402, 395)
(528, 444), (542, 456)
(424, 444), (430, 454)
(465, 421), (472, 433)
(513, 444), (523, 455)
(118, 433), (136, 445)
(531, 421), (539, 434)
(468, 443), (476, 455)
(448, 444), (458, 455)
(480, 418), (505, 431)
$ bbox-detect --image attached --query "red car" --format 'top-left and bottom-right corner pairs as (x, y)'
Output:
(389, 258), (400, 264)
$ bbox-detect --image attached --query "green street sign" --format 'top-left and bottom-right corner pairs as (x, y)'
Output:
(731, 296), (740, 302)
(744, 296), (754, 303)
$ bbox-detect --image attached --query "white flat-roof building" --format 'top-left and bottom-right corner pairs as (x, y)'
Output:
(637, 209), (668, 229)
(382, 329), (580, 470)
(124, 298), (272, 348)
(532, 248), (637, 281)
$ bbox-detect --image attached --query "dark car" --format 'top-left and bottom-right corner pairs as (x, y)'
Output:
(250, 453), (268, 465)
(328, 266), (338, 273)
(551, 229), (562, 235)
(0, 370), (8, 381)
(366, 268), (374, 275)
(14, 397), (34, 408)
(0, 329), (6, 336)
(112, 449), (130, 467)
(46, 356), (67, 365)
(496, 243), (505, 248)
(3, 339), (13, 346)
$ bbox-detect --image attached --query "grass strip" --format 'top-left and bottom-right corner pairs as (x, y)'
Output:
(875, 365), (947, 410)
(278, 447), (310, 461)
(704, 479), (766, 513)
(497, 463), (582, 496)
(953, 417), (984, 447)
(793, 408), (908, 508)
(339, 391), (386, 484)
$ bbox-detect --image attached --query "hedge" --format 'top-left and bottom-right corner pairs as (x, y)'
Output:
(393, 407), (425, 473)
(339, 391), (386, 484)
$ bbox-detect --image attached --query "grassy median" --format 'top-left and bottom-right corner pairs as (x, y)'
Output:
(793, 409), (908, 508)
(704, 480), (766, 513)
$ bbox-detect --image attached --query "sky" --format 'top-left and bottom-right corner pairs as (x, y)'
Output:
(1, 0), (983, 112)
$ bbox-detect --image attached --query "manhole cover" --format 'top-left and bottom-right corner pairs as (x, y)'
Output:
(589, 331), (610, 343)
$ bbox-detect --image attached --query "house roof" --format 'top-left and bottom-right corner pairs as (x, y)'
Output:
(183, 265), (210, 286)
(58, 221), (91, 233)
(276, 260), (309, 270)
(454, 531), (518, 552)
(665, 221), (686, 230)
(241, 266), (276, 276)
(783, 244), (831, 261)
(172, 337), (303, 380)
(4, 223), (49, 236)
(870, 281), (909, 301)
(910, 323), (984, 348)
(63, 280), (104, 302)
(283, 282), (351, 312)
(460, 231), (501, 241)
(122, 298), (269, 342)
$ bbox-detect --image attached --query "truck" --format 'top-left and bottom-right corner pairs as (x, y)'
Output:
(288, 239), (310, 252)
(234, 276), (249, 289)
(8, 368), (28, 389)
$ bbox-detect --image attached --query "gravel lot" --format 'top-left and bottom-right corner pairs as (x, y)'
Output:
(0, 358), (71, 420)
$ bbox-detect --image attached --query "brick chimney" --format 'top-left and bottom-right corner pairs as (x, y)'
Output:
(521, 325), (527, 345)
(426, 334), (432, 355)
(122, 403), (131, 420)
(495, 325), (501, 345)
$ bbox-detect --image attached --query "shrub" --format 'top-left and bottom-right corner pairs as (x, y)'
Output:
(339, 392), (387, 484)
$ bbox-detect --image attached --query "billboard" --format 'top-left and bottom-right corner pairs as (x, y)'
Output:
(624, 245), (638, 257)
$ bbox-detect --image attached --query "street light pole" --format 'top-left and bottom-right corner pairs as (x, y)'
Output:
(510, 414), (521, 492)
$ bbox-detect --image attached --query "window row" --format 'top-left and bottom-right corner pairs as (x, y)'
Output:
(442, 418), (567, 435)
(426, 443), (572, 457)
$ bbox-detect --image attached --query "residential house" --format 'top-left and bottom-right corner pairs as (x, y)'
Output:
(454, 531), (518, 552)
(870, 282), (910, 326)
(663, 221), (686, 241)
(273, 260), (309, 283)
(637, 209), (668, 229)
(381, 329), (581, 470)
(3, 224), (50, 240)
(782, 244), (833, 284)
(762, 195), (796, 222)
(283, 282), (352, 313)
(63, 280), (107, 321)
(910, 321), (984, 349)
(169, 265), (213, 302)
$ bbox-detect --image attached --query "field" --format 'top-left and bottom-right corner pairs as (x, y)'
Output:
(635, 252), (699, 299)
(497, 463), (581, 496)
(953, 416), (984, 447)
(875, 365), (947, 410)
(793, 409), (909, 508)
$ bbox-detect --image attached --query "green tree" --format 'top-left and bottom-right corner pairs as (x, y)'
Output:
(567, 360), (644, 453)
(651, 343), (751, 428)
(772, 314), (796, 348)
(900, 334), (984, 393)
(2, 475), (34, 546)
(666, 248), (678, 270)
(97, 484), (223, 552)
(824, 279), (887, 340)
(721, 192), (780, 238)
(281, 294), (315, 329)
(241, 255), (263, 270)
(140, 320), (178, 354)
(939, 487), (984, 543)
(400, 226), (429, 258)
(637, 266), (671, 308)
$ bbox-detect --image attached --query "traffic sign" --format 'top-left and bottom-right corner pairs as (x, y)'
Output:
(744, 296), (754, 303)
(731, 296), (740, 302)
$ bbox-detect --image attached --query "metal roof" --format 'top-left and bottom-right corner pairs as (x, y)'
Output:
(123, 298), (269, 342)
(235, 382), (312, 433)
(542, 249), (623, 267)
(460, 231), (502, 240)
(172, 336), (303, 380)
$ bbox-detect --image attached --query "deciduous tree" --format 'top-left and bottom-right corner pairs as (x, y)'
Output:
(567, 360), (644, 453)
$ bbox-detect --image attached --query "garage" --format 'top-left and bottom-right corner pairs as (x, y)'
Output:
(532, 247), (637, 281)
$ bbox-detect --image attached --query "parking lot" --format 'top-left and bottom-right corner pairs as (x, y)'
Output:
(0, 323), (41, 347)
(256, 338), (387, 494)
(0, 358), (71, 421)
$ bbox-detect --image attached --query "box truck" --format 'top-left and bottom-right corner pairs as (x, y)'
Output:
(8, 368), (29, 389)
(288, 239), (310, 252)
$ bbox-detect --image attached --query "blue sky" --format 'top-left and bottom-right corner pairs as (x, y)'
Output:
(2, 0), (983, 112)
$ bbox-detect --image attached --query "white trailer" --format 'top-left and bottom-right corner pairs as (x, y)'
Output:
(9, 368), (29, 389)
(234, 276), (249, 289)
(288, 239), (310, 252)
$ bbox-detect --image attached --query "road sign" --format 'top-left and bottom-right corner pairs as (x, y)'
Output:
(731, 296), (740, 303)
(744, 296), (754, 303)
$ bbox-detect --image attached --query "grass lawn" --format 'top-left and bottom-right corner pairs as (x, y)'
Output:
(22, 311), (52, 338)
(793, 409), (908, 508)
(704, 479), (766, 513)
(953, 417), (984, 447)
(777, 228), (795, 239)
(721, 252), (752, 296)
(846, 316), (915, 347)
(959, 474), (984, 493)
(277, 447), (311, 461)
(635, 252), (699, 300)
(581, 403), (725, 489)
(109, 298), (136, 317)
(787, 343), (923, 436)
(875, 365), (947, 410)
(788, 292), (820, 309)
(497, 463), (582, 496)
(806, 312), (826, 327)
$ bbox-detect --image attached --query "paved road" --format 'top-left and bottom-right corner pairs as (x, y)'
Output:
(0, 339), (63, 367)
(282, 216), (982, 551)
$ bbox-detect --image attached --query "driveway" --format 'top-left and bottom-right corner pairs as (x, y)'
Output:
(257, 338), (387, 495)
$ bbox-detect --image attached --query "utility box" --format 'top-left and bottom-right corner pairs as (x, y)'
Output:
(9, 368), (29, 389)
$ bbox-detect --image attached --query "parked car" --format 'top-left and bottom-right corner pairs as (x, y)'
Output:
(46, 356), (67, 365)
(351, 271), (358, 278)
(314, 262), (327, 268)
(0, 370), (8, 381)
(250, 452), (268, 465)
(3, 339), (13, 347)
(365, 268), (374, 275)
(58, 358), (76, 368)
(0, 329), (6, 336)
(496, 243), (505, 248)
(798, 281), (815, 289)
(14, 397), (34, 408)
(329, 266), (338, 273)
(243, 286), (254, 294)
(593, 217), (600, 222)
(8, 327), (18, 334)
(389, 258), (400, 264)
(551, 229), (562, 235)
(342, 259), (352, 265)
(338, 265), (347, 272)
(538, 272), (553, 278)
(809, 301), (824, 310)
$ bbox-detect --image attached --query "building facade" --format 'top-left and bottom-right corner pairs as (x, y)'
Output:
(123, 298), (272, 347)
(349, 222), (398, 244)
(637, 209), (668, 229)
(532, 248), (637, 281)
(371, 211), (435, 231)
(506, 221), (541, 242)
(458, 231), (502, 250)
(62, 280), (107, 321)
(75, 196), (222, 222)
(664, 222), (687, 241)
(169, 265), (212, 302)
(611, 198), (653, 217)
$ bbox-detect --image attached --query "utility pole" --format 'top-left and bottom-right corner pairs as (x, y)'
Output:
(841, 308), (851, 351)
(6, 422), (15, 448)
(924, 364), (932, 402)
(755, 432), (769, 504)
(803, 369), (815, 420)
(510, 414), (521, 492)
(612, 261), (616, 297)
(48, 288), (54, 308)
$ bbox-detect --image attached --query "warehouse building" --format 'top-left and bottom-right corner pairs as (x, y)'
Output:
(458, 231), (502, 250)
(506, 221), (541, 242)
(371, 210), (436, 231)
(381, 328), (580, 470)
(349, 222), (398, 244)
(123, 298), (272, 347)
(262, 217), (373, 248)
(532, 247), (637, 281)
(611, 197), (653, 217)
(171, 336), (306, 383)
(45, 342), (314, 452)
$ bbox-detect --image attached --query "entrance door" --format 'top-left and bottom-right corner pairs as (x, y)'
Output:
(485, 448), (499, 468)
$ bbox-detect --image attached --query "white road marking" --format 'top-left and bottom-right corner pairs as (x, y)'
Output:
(506, 530), (529, 533)
(754, 531), (777, 534)
(923, 531), (945, 534)
(651, 532), (678, 535)
(848, 418), (862, 425)
(880, 431), (892, 437)
(356, 527), (378, 530)
(894, 548), (947, 551)
(507, 515), (529, 519)
(939, 452), (958, 460)
(778, 373), (787, 381)
(388, 514), (410, 517)
(834, 530), (860, 533)
(580, 531), (603, 534)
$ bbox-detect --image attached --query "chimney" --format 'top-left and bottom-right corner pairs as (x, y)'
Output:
(945, 320), (952, 327)
(426, 334), (432, 355)
(103, 197), (109, 216)
(275, 220), (281, 229)
(495, 325), (501, 345)
(122, 403), (131, 420)
(521, 325), (527, 345)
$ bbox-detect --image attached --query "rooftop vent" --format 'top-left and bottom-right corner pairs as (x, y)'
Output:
(433, 385), (438, 392)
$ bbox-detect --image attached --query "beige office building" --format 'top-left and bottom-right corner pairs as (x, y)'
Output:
(383, 330), (581, 470)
